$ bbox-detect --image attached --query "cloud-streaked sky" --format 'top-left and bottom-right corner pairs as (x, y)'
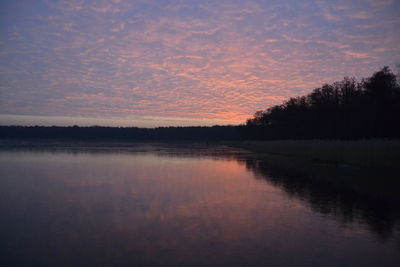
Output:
(1, 0), (399, 127)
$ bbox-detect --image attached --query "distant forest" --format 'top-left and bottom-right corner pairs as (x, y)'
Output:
(1, 67), (399, 141)
(0, 125), (242, 141)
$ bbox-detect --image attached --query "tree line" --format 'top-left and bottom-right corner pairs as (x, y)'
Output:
(0, 125), (241, 141)
(245, 67), (400, 140)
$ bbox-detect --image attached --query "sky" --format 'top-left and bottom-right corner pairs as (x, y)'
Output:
(0, 0), (399, 127)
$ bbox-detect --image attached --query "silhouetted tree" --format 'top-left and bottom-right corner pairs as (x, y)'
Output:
(244, 67), (400, 140)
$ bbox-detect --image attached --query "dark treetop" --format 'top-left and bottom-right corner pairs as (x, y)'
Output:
(245, 67), (400, 140)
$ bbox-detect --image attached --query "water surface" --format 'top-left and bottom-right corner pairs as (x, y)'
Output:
(1, 147), (399, 266)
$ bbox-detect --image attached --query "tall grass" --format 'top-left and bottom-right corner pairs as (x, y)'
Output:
(237, 139), (400, 169)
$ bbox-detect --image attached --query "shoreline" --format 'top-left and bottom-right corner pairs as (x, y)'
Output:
(1, 138), (399, 202)
(229, 140), (400, 202)
(1, 138), (399, 169)
(230, 139), (400, 170)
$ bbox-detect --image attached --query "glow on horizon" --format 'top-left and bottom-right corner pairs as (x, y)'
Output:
(0, 0), (399, 126)
(0, 114), (241, 128)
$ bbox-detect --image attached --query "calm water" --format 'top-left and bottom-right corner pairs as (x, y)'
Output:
(1, 147), (399, 266)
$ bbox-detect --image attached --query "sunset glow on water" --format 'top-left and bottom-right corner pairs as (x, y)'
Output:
(1, 148), (399, 266)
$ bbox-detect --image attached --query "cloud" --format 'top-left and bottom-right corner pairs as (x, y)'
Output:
(0, 0), (399, 126)
(322, 8), (341, 22)
(346, 11), (373, 20)
(331, 5), (351, 11)
(368, 0), (394, 7)
(344, 51), (370, 59)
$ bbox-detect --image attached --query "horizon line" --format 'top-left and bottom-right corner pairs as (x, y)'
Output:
(0, 114), (243, 128)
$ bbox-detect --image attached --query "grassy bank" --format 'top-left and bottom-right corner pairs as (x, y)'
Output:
(234, 139), (400, 170)
(232, 139), (400, 202)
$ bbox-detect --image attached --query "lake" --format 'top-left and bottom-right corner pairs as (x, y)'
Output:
(1, 145), (399, 266)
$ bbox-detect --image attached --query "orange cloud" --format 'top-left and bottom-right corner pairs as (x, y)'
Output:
(1, 0), (399, 126)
